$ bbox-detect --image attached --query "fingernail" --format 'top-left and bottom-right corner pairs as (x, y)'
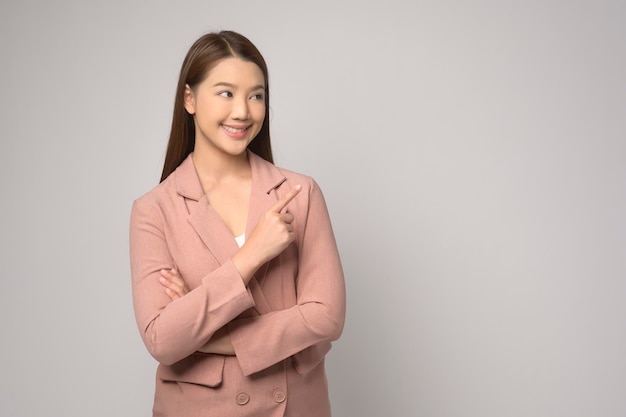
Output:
(159, 276), (166, 282)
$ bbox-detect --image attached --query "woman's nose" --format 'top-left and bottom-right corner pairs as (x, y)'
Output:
(230, 97), (250, 120)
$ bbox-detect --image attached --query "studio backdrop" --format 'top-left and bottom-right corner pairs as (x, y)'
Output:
(1, 1), (625, 416)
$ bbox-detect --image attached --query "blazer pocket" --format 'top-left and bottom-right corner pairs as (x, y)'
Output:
(158, 353), (225, 388)
(292, 342), (331, 376)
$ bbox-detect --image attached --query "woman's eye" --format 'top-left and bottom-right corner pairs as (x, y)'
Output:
(218, 91), (233, 98)
(251, 93), (264, 100)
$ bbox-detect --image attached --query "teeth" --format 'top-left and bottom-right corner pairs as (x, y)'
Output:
(223, 125), (246, 133)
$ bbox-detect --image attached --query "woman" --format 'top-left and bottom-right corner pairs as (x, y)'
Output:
(129, 31), (346, 417)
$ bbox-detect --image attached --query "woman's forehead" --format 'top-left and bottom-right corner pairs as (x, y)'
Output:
(204, 57), (265, 88)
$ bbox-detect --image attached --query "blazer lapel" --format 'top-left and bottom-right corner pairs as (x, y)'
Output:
(174, 155), (238, 266)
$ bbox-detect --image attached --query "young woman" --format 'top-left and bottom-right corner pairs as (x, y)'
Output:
(129, 31), (346, 417)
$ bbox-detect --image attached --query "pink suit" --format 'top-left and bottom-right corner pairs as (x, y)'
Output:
(130, 151), (346, 417)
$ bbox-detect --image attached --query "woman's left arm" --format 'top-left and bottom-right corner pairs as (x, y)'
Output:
(227, 177), (346, 376)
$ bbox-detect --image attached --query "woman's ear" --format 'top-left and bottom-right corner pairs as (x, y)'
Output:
(183, 84), (195, 114)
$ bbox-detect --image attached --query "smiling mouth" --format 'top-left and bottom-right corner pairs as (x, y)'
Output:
(222, 125), (248, 134)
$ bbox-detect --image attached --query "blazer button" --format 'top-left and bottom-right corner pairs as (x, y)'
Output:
(236, 392), (250, 405)
(272, 389), (286, 403)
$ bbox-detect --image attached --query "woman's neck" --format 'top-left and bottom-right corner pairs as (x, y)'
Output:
(191, 146), (251, 185)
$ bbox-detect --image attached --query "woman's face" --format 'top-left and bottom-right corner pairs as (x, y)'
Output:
(184, 57), (266, 158)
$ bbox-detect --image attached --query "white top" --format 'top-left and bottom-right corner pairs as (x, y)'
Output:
(234, 233), (246, 248)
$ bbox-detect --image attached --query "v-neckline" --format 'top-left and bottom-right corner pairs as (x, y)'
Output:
(175, 150), (288, 265)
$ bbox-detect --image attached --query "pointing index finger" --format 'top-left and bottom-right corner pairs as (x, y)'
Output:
(273, 184), (302, 213)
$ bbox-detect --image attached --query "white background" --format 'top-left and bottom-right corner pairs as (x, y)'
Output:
(1, 1), (625, 416)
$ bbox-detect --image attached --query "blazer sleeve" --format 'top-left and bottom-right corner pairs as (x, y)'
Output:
(228, 177), (346, 376)
(129, 196), (255, 366)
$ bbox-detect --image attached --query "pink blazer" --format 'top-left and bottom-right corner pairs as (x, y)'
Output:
(130, 151), (346, 417)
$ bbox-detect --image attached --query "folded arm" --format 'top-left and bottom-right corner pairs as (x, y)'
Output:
(130, 198), (254, 365)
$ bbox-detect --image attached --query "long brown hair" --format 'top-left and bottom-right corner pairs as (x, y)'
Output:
(160, 31), (273, 182)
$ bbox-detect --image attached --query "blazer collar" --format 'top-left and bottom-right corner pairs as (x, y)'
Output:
(173, 150), (286, 202)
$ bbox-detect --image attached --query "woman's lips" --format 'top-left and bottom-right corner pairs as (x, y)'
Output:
(222, 124), (249, 139)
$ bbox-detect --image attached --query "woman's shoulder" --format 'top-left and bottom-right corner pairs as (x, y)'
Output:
(131, 173), (179, 216)
(272, 164), (323, 198)
(250, 152), (317, 190)
(271, 164), (329, 209)
(276, 165), (314, 186)
(133, 155), (198, 208)
(248, 152), (319, 198)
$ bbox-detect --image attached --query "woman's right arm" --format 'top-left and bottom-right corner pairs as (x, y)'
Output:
(159, 268), (236, 356)
(129, 197), (255, 366)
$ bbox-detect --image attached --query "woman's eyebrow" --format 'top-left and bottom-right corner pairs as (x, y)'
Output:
(212, 81), (266, 90)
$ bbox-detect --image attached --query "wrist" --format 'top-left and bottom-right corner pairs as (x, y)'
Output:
(232, 245), (262, 284)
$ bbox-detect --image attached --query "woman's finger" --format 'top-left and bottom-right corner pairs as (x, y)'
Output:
(271, 185), (302, 214)
(281, 212), (294, 224)
(159, 268), (189, 299)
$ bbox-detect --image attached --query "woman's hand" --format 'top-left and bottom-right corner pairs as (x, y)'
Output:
(159, 268), (189, 300)
(232, 184), (302, 284)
